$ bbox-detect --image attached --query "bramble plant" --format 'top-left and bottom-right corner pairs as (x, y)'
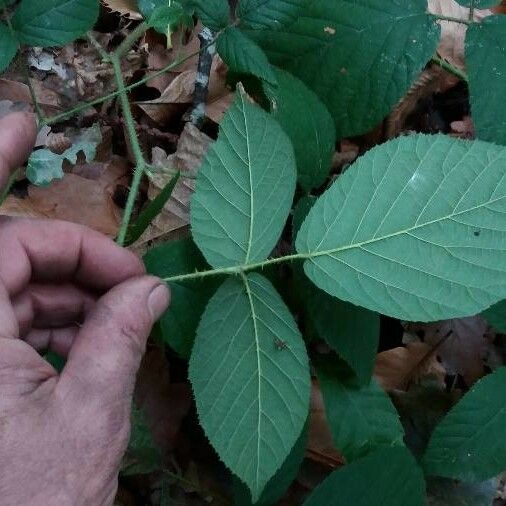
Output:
(3, 0), (506, 503)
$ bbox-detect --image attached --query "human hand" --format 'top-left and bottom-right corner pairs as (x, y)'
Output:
(0, 113), (170, 505)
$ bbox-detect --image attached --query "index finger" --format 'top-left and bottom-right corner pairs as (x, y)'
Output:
(0, 112), (37, 190)
(0, 218), (145, 296)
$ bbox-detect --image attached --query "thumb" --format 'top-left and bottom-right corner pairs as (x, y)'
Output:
(60, 276), (170, 398)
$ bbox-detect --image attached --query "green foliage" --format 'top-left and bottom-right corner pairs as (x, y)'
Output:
(189, 274), (310, 502)
(122, 405), (161, 476)
(236, 0), (309, 31)
(26, 124), (102, 186)
(10, 0), (506, 502)
(234, 421), (309, 505)
(246, 0), (440, 139)
(296, 134), (506, 322)
(188, 0), (230, 31)
(304, 447), (426, 506)
(191, 92), (296, 268)
(482, 299), (506, 332)
(126, 173), (180, 246)
(11, 0), (99, 47)
(148, 3), (185, 34)
(0, 22), (17, 72)
(427, 477), (497, 506)
(264, 68), (336, 191)
(316, 357), (404, 462)
(423, 367), (506, 482)
(466, 15), (506, 145)
(144, 238), (221, 358)
(217, 27), (277, 85)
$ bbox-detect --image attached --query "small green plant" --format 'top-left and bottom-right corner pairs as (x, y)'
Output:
(3, 0), (506, 504)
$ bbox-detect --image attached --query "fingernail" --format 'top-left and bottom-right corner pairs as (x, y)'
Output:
(148, 283), (170, 320)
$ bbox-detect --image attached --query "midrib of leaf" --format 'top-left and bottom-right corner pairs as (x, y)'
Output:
(301, 193), (506, 260)
(243, 94), (255, 264)
(240, 272), (262, 492)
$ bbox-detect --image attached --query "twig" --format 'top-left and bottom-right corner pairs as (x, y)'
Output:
(189, 27), (215, 127)
(431, 14), (471, 25)
(110, 54), (147, 245)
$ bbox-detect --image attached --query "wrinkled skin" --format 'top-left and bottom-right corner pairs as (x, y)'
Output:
(0, 113), (170, 505)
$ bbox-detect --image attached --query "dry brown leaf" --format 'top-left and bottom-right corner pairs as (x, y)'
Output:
(374, 342), (446, 392)
(0, 157), (128, 236)
(144, 25), (201, 94)
(407, 316), (490, 386)
(307, 380), (345, 468)
(102, 0), (142, 19)
(0, 78), (61, 115)
(138, 58), (234, 125)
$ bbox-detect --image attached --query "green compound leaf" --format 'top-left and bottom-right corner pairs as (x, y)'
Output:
(189, 273), (310, 502)
(296, 134), (506, 322)
(189, 0), (230, 31)
(482, 299), (506, 333)
(217, 28), (277, 85)
(247, 0), (439, 139)
(264, 68), (335, 191)
(12, 0), (99, 47)
(304, 447), (426, 506)
(0, 22), (18, 73)
(144, 238), (221, 358)
(316, 357), (404, 462)
(466, 15), (506, 145)
(191, 92), (296, 268)
(237, 0), (309, 31)
(423, 367), (506, 481)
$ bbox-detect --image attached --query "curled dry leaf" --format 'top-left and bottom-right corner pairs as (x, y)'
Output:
(407, 316), (491, 386)
(138, 58), (234, 125)
(102, 0), (142, 19)
(374, 342), (446, 392)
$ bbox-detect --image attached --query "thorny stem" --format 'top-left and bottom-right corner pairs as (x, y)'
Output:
(111, 53), (147, 245)
(430, 56), (469, 82)
(162, 253), (306, 284)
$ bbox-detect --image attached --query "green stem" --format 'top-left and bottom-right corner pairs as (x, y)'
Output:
(431, 14), (471, 25)
(42, 38), (215, 126)
(116, 21), (149, 58)
(111, 53), (147, 245)
(431, 56), (469, 82)
(163, 253), (306, 284)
